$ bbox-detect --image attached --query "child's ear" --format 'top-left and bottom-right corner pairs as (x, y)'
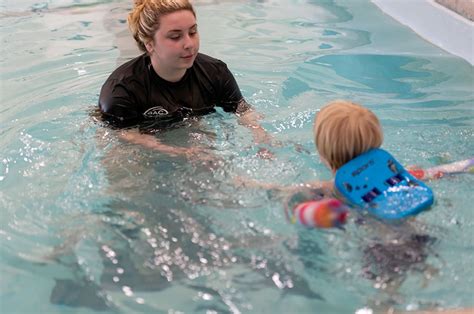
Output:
(321, 157), (332, 171)
(322, 158), (337, 174)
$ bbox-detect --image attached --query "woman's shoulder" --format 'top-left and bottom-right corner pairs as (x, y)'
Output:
(107, 53), (149, 82)
(192, 53), (235, 87)
(194, 53), (229, 71)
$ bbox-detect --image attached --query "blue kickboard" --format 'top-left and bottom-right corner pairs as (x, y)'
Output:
(334, 148), (434, 220)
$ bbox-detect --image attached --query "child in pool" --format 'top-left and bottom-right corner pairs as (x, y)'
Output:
(310, 101), (474, 302)
(239, 99), (473, 296)
(241, 99), (472, 207)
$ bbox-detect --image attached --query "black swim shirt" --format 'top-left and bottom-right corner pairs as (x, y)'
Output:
(98, 53), (249, 128)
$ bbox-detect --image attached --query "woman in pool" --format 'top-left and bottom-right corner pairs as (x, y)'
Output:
(98, 0), (273, 155)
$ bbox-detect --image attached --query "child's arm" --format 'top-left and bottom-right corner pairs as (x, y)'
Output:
(235, 176), (333, 194)
(408, 158), (474, 180)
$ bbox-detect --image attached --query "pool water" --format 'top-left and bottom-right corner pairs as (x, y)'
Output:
(1, 0), (473, 313)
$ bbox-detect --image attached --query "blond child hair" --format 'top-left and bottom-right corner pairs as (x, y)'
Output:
(313, 100), (383, 171)
(128, 0), (196, 53)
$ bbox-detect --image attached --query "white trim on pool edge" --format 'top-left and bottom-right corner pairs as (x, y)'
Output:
(371, 0), (474, 65)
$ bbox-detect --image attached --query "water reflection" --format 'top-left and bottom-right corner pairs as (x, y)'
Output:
(283, 54), (451, 100)
(45, 116), (327, 312)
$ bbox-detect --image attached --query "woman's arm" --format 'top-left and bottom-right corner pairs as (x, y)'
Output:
(119, 129), (211, 159)
(217, 62), (276, 147)
(236, 106), (274, 145)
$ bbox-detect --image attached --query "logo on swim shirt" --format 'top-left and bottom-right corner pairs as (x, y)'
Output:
(143, 106), (169, 118)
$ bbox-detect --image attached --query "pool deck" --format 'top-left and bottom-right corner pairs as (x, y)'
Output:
(435, 0), (474, 21)
(371, 0), (474, 65)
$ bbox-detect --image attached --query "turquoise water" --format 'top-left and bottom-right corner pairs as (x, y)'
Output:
(1, 0), (473, 313)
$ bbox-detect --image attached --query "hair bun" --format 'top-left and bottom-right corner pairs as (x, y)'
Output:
(133, 0), (146, 6)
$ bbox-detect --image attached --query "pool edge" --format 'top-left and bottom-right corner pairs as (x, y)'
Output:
(371, 0), (474, 65)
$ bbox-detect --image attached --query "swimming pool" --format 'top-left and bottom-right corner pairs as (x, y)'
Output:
(1, 0), (473, 313)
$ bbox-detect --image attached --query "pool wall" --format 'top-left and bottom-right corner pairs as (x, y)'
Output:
(371, 0), (474, 65)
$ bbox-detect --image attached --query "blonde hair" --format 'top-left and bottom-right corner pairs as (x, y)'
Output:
(313, 100), (383, 171)
(128, 0), (196, 52)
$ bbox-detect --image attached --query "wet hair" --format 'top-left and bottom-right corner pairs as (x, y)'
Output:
(313, 100), (383, 171)
(128, 0), (196, 52)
